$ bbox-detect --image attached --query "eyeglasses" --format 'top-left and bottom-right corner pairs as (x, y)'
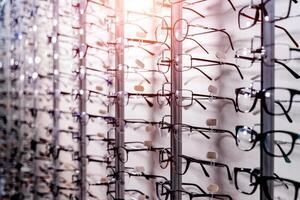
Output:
(157, 0), (236, 11)
(123, 118), (167, 129)
(83, 51), (112, 69)
(108, 64), (167, 85)
(234, 167), (300, 200)
(271, 43), (300, 62)
(45, 144), (74, 159)
(71, 88), (109, 106)
(72, 152), (112, 164)
(107, 166), (168, 185)
(72, 43), (109, 59)
(109, 91), (170, 108)
(179, 54), (242, 80)
(234, 34), (300, 64)
(72, 130), (114, 144)
(165, 123), (235, 141)
(124, 43), (158, 57)
(156, 180), (233, 200)
(239, 0), (298, 27)
(108, 141), (166, 163)
(235, 86), (300, 122)
(238, 0), (299, 48)
(235, 48), (300, 79)
(235, 125), (300, 163)
(50, 183), (78, 197)
(154, 1), (236, 43)
(157, 53), (243, 81)
(55, 39), (110, 62)
(156, 17), (233, 54)
(107, 189), (149, 200)
(159, 149), (232, 181)
(124, 170), (168, 182)
(174, 18), (234, 50)
(42, 162), (79, 174)
(72, 66), (112, 82)
(176, 89), (238, 111)
(72, 111), (115, 125)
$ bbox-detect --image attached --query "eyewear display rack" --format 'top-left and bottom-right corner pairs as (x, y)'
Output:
(51, 0), (60, 200)
(78, 0), (88, 199)
(31, 0), (39, 199)
(170, 1), (182, 200)
(1, 0), (300, 199)
(114, 0), (125, 198)
(261, 0), (274, 200)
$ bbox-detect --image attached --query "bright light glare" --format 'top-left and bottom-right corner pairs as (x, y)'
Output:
(126, 0), (153, 12)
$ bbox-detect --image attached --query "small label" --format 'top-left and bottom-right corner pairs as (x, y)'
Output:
(206, 118), (217, 126)
(134, 166), (145, 173)
(208, 85), (218, 94)
(96, 85), (103, 91)
(207, 183), (219, 193)
(136, 31), (147, 38)
(144, 140), (152, 148)
(145, 125), (156, 133)
(134, 85), (145, 92)
(99, 109), (107, 114)
(97, 132), (105, 138)
(100, 177), (109, 183)
(206, 151), (218, 160)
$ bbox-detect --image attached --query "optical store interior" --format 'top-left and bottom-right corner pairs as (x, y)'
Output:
(1, 0), (300, 199)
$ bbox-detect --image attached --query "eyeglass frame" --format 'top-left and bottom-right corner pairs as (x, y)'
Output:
(235, 86), (300, 122)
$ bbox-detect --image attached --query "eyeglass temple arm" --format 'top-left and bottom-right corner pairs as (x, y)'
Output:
(290, 47), (300, 53)
(190, 28), (234, 51)
(218, 29), (235, 50)
(199, 162), (211, 177)
(126, 45), (155, 56)
(183, 7), (205, 18)
(213, 96), (238, 112)
(125, 189), (149, 198)
(185, 37), (209, 54)
(127, 172), (168, 182)
(126, 70), (151, 84)
(184, 156), (210, 177)
(191, 94), (237, 111)
(88, 0), (113, 10)
(155, 70), (170, 82)
(142, 96), (154, 107)
(186, 98), (206, 110)
(218, 163), (232, 180)
(192, 128), (210, 139)
(227, 0), (236, 11)
(126, 37), (171, 49)
(275, 141), (291, 163)
(88, 157), (110, 163)
(143, 173), (168, 181)
(191, 67), (213, 80)
(274, 100), (293, 123)
(192, 57), (243, 79)
(182, 182), (207, 194)
(273, 172), (290, 189)
(273, 60), (300, 79)
(275, 25), (299, 47)
(213, 128), (235, 139)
